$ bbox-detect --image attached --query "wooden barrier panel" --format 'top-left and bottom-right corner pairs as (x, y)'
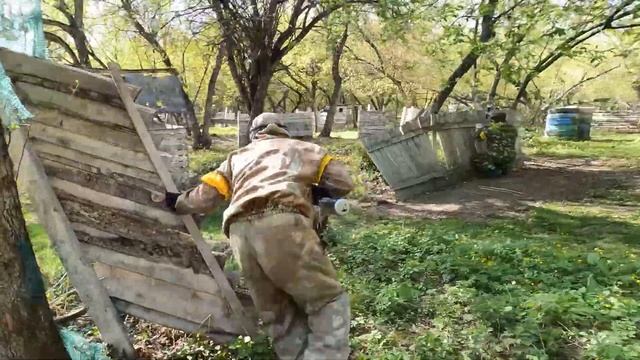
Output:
(361, 128), (447, 200)
(360, 110), (523, 200)
(3, 48), (255, 353)
(592, 111), (640, 133)
(358, 111), (397, 138)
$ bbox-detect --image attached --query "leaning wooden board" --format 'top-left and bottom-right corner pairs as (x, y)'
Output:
(3, 47), (255, 351)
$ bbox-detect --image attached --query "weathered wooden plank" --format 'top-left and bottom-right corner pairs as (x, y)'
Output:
(366, 131), (445, 193)
(438, 127), (475, 172)
(31, 107), (146, 152)
(110, 63), (256, 336)
(94, 262), (242, 334)
(29, 122), (155, 172)
(58, 196), (189, 245)
(8, 127), (136, 359)
(82, 244), (222, 296)
(31, 140), (162, 186)
(364, 130), (426, 152)
(15, 82), (156, 131)
(0, 47), (140, 101)
(73, 226), (207, 273)
(112, 299), (239, 343)
(51, 178), (181, 227)
(42, 160), (162, 206)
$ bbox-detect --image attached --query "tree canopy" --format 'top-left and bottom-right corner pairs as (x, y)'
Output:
(42, 0), (640, 128)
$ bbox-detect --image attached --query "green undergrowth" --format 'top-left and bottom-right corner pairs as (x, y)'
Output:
(209, 125), (238, 137)
(526, 131), (640, 166)
(21, 196), (65, 286)
(324, 189), (640, 360)
(316, 136), (382, 199)
(189, 147), (230, 176)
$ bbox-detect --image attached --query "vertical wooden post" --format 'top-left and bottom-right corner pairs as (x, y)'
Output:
(9, 126), (136, 359)
(108, 63), (256, 337)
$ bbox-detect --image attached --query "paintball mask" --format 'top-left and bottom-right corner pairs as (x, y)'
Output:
(249, 113), (290, 141)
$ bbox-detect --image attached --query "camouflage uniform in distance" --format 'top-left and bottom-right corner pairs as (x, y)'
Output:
(174, 116), (354, 360)
(472, 121), (518, 176)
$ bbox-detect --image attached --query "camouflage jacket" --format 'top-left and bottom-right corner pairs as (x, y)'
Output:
(473, 122), (517, 171)
(175, 134), (354, 236)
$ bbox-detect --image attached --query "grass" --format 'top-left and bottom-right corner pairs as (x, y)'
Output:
(20, 194), (64, 286)
(27, 222), (64, 284)
(327, 190), (640, 359)
(209, 125), (238, 137)
(526, 131), (640, 166)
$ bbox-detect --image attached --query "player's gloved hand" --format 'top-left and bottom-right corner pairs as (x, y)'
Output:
(311, 185), (332, 205)
(165, 191), (181, 211)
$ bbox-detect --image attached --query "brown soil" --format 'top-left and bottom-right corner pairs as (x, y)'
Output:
(360, 157), (640, 220)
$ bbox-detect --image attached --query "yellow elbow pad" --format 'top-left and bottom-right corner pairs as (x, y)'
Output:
(201, 171), (231, 201)
(315, 155), (333, 184)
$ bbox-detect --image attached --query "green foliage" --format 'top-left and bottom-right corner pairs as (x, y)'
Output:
(526, 132), (640, 167)
(327, 189), (640, 359)
(189, 148), (229, 175)
(27, 222), (64, 284)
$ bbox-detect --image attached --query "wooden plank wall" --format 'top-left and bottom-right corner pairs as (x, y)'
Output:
(362, 129), (446, 200)
(4, 49), (246, 339)
(316, 112), (348, 130)
(592, 111), (640, 133)
(361, 110), (523, 200)
(358, 111), (397, 138)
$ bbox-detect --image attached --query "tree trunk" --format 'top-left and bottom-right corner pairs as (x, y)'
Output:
(321, 26), (349, 137)
(511, 73), (535, 109)
(199, 43), (226, 149)
(71, 0), (90, 66)
(310, 80), (320, 131)
(488, 32), (525, 106)
(242, 65), (273, 145)
(430, 0), (498, 114)
(0, 126), (69, 359)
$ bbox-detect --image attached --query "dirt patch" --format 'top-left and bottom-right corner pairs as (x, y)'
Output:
(360, 157), (640, 220)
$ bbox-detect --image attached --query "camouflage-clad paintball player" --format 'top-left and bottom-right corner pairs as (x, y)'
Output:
(472, 111), (518, 176)
(165, 113), (354, 360)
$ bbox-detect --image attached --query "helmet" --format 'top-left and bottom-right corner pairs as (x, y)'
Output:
(249, 113), (290, 140)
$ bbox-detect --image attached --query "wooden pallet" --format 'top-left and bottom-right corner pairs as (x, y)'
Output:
(2, 48), (256, 358)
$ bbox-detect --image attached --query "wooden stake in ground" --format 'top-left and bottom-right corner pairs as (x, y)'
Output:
(108, 63), (257, 337)
(8, 127), (136, 359)
(0, 125), (69, 359)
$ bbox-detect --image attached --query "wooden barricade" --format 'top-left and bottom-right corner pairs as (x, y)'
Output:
(360, 109), (523, 200)
(2, 48), (255, 358)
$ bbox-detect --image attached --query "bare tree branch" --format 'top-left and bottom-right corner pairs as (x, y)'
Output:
(44, 31), (80, 65)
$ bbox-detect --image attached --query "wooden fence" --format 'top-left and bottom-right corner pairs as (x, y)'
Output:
(357, 110), (398, 138)
(360, 110), (522, 200)
(2, 48), (255, 358)
(592, 110), (640, 133)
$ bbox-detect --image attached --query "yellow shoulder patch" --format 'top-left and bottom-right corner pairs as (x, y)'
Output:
(201, 171), (231, 201)
(315, 154), (333, 184)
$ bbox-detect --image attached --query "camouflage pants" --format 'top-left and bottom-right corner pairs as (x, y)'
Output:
(229, 212), (350, 360)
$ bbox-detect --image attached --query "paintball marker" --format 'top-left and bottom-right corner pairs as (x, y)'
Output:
(311, 185), (349, 217)
(312, 186), (349, 242)
(317, 197), (350, 217)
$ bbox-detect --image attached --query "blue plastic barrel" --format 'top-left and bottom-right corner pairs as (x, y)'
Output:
(544, 107), (592, 140)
